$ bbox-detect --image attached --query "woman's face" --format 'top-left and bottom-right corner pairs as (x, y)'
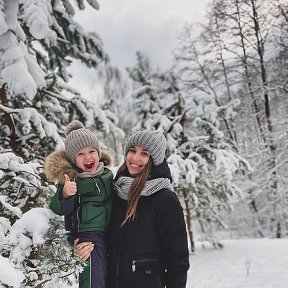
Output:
(126, 145), (150, 176)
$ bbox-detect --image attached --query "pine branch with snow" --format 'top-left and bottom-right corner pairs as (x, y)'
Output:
(2, 208), (83, 287)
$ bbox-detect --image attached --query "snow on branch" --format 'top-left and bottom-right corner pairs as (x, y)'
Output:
(0, 152), (41, 188)
(0, 256), (24, 288)
(214, 149), (252, 180)
(70, 97), (125, 143)
(0, 103), (19, 114)
(0, 217), (10, 249)
(0, 104), (64, 149)
(3, 0), (18, 31)
(4, 208), (56, 264)
(1, 0), (107, 101)
(86, 0), (100, 10)
(76, 0), (100, 10)
(62, 0), (76, 15)
(43, 89), (72, 102)
(0, 2), (9, 35)
(51, 14), (65, 38)
(19, 0), (55, 40)
(168, 154), (198, 187)
(39, 115), (64, 149)
(24, 46), (46, 88)
(131, 85), (157, 98)
(72, 97), (109, 132)
(15, 107), (63, 148)
(0, 196), (22, 218)
(0, 32), (46, 99)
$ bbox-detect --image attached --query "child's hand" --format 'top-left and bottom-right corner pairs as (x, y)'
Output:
(62, 174), (77, 200)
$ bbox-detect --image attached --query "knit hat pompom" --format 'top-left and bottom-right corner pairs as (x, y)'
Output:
(125, 130), (166, 166)
(64, 120), (101, 163)
(65, 120), (84, 137)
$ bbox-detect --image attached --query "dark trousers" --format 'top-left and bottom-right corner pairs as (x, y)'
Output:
(73, 231), (107, 288)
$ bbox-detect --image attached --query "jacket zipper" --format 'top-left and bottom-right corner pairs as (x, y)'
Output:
(76, 193), (81, 232)
(131, 258), (159, 272)
(91, 178), (101, 194)
(99, 177), (109, 226)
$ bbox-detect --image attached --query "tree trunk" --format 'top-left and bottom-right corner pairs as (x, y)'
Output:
(250, 0), (280, 238)
(183, 188), (195, 253)
(235, 0), (268, 146)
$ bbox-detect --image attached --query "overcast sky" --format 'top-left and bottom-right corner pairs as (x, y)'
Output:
(70, 0), (211, 99)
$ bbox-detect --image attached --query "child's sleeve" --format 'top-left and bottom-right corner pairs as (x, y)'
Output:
(50, 184), (76, 215)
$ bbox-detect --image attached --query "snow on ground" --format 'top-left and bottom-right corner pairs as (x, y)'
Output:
(2, 238), (286, 287)
(0, 256), (24, 287)
(187, 238), (288, 288)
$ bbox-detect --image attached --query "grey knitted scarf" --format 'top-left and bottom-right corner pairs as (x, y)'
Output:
(77, 162), (104, 179)
(114, 176), (173, 200)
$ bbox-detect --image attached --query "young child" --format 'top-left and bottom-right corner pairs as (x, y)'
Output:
(45, 120), (113, 288)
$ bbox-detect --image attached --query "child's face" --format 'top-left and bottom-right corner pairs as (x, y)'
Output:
(75, 147), (100, 173)
(125, 145), (150, 177)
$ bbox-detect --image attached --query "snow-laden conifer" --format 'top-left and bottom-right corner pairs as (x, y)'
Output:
(0, 1), (124, 286)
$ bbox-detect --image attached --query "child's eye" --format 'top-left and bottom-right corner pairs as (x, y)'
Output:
(90, 150), (97, 153)
(77, 153), (83, 156)
(141, 152), (149, 157)
(129, 148), (136, 153)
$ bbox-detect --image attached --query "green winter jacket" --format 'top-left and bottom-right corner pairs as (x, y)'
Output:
(50, 167), (113, 233)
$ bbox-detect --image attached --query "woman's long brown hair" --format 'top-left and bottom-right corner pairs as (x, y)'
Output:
(115, 157), (152, 225)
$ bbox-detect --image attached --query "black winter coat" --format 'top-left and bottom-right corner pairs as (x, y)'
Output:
(107, 160), (190, 288)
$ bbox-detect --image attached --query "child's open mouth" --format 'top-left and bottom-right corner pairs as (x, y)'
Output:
(84, 162), (94, 170)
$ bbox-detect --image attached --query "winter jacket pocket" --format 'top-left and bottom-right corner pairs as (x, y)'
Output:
(129, 256), (162, 288)
(131, 258), (158, 274)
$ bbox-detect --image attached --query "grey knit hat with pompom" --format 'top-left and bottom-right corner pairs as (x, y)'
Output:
(65, 120), (100, 163)
(124, 130), (166, 166)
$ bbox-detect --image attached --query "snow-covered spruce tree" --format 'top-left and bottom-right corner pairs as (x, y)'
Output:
(96, 64), (132, 164)
(126, 51), (162, 131)
(0, 1), (123, 286)
(127, 52), (248, 250)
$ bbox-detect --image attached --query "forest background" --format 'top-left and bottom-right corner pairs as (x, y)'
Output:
(0, 0), (287, 287)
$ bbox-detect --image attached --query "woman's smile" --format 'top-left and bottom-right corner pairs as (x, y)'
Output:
(126, 145), (150, 176)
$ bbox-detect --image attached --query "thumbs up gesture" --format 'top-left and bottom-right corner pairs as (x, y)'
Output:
(62, 174), (77, 200)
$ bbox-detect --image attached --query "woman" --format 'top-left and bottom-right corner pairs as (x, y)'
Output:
(76, 130), (190, 288)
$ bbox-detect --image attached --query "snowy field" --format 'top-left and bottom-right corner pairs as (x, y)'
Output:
(187, 238), (288, 288)
(1, 238), (287, 287)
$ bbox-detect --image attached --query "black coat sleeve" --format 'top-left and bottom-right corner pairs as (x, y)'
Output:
(156, 190), (190, 288)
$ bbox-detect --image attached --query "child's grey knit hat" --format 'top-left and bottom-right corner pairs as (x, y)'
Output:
(124, 130), (166, 166)
(65, 120), (100, 163)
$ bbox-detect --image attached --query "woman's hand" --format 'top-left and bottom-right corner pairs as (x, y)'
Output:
(74, 238), (94, 261)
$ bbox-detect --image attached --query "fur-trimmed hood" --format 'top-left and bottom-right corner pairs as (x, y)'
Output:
(44, 149), (113, 184)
